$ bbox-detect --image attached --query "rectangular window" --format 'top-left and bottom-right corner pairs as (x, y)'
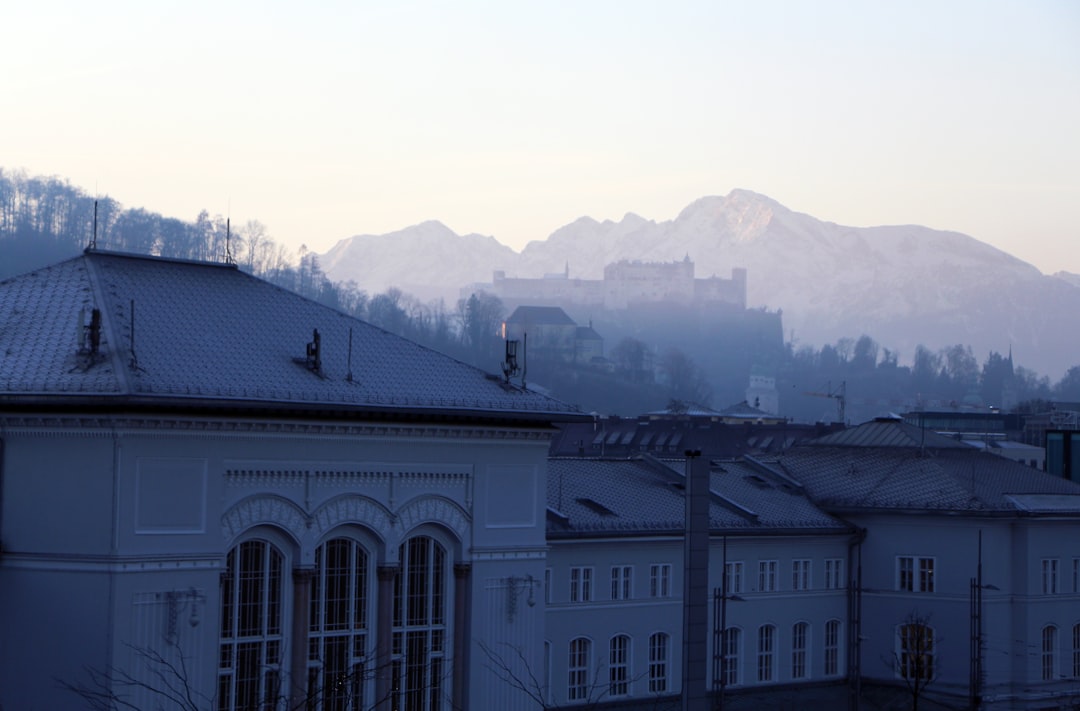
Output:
(1043, 559), (1060, 594)
(792, 560), (811, 591)
(824, 558), (844, 590)
(897, 556), (934, 592)
(824, 620), (841, 676)
(757, 625), (776, 682)
(791, 622), (808, 679)
(758, 560), (777, 592)
(649, 633), (669, 693)
(611, 565), (633, 601)
(545, 568), (552, 604)
(1073, 558), (1079, 594)
(570, 567), (593, 603)
(724, 561), (744, 594)
(649, 564), (671, 598)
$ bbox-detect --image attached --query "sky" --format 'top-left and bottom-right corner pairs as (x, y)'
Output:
(4, 0), (1079, 275)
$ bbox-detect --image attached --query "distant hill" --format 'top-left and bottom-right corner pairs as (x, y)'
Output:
(320, 189), (1080, 379)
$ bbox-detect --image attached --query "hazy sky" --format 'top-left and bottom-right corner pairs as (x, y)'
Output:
(5, 1), (1079, 274)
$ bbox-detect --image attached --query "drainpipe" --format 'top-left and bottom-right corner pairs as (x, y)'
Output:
(848, 527), (866, 711)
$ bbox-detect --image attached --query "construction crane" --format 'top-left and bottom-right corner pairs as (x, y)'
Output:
(803, 381), (847, 424)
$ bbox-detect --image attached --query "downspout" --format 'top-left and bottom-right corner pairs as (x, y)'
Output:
(847, 526), (866, 711)
(104, 423), (121, 697)
(0, 429), (5, 557)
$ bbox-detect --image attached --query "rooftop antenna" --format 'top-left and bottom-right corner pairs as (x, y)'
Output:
(501, 339), (520, 383)
(90, 199), (98, 250)
(225, 217), (233, 264)
(306, 328), (322, 375)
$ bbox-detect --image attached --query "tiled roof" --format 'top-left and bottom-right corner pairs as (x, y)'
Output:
(505, 306), (576, 326)
(0, 251), (583, 419)
(777, 419), (1080, 512)
(546, 457), (848, 537)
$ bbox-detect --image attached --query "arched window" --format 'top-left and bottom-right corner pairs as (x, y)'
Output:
(568, 637), (591, 702)
(824, 619), (842, 677)
(309, 537), (371, 710)
(791, 622), (809, 679)
(1072, 623), (1080, 679)
(1042, 625), (1058, 681)
(392, 535), (448, 711)
(218, 539), (286, 711)
(721, 627), (741, 687)
(609, 635), (630, 696)
(898, 623), (934, 680)
(757, 624), (776, 682)
(648, 632), (670, 693)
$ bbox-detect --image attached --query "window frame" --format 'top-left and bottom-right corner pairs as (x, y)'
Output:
(791, 560), (811, 591)
(570, 566), (594, 603)
(724, 561), (744, 595)
(756, 624), (776, 682)
(568, 637), (592, 702)
(649, 563), (672, 598)
(758, 560), (778, 593)
(1042, 625), (1058, 681)
(897, 555), (935, 592)
(611, 565), (633, 601)
(824, 619), (842, 677)
(648, 632), (670, 693)
(791, 621), (809, 679)
(1042, 558), (1060, 595)
(608, 634), (631, 697)
(824, 558), (844, 590)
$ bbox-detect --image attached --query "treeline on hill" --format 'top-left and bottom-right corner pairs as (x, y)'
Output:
(3, 168), (1079, 418)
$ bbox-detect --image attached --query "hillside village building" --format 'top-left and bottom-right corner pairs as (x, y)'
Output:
(475, 257), (747, 313)
(2, 251), (1079, 711)
(502, 305), (605, 365)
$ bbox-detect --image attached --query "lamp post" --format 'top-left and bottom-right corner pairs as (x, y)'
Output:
(969, 531), (999, 711)
(712, 536), (744, 711)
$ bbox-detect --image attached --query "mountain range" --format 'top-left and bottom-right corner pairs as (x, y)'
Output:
(320, 190), (1080, 379)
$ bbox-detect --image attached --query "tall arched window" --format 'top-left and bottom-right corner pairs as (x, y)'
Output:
(756, 624), (776, 682)
(898, 623), (934, 681)
(609, 635), (630, 696)
(791, 622), (809, 679)
(721, 627), (741, 687)
(219, 539), (286, 711)
(1072, 623), (1080, 679)
(824, 619), (842, 677)
(648, 632), (669, 693)
(309, 537), (371, 710)
(393, 535), (448, 711)
(568, 637), (591, 702)
(1042, 625), (1058, 681)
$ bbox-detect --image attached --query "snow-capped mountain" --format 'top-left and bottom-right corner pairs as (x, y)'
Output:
(319, 191), (1080, 378)
(320, 220), (520, 302)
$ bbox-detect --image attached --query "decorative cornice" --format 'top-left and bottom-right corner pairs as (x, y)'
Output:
(311, 495), (394, 543)
(395, 495), (471, 544)
(221, 494), (309, 544)
(0, 414), (554, 441)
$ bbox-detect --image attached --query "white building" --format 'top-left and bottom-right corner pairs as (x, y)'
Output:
(0, 250), (586, 711)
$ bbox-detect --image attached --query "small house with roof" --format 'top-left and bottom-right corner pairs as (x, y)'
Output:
(0, 250), (587, 711)
(502, 305), (604, 365)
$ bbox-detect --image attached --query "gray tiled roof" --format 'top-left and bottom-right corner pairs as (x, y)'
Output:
(546, 457), (848, 537)
(777, 419), (1080, 512)
(0, 251), (583, 419)
(505, 305), (576, 326)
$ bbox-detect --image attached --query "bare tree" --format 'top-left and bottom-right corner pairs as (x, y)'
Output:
(888, 609), (938, 711)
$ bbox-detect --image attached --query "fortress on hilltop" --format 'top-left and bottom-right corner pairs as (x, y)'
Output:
(472, 256), (747, 311)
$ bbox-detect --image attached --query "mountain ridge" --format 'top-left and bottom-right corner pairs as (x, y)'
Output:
(319, 190), (1078, 379)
